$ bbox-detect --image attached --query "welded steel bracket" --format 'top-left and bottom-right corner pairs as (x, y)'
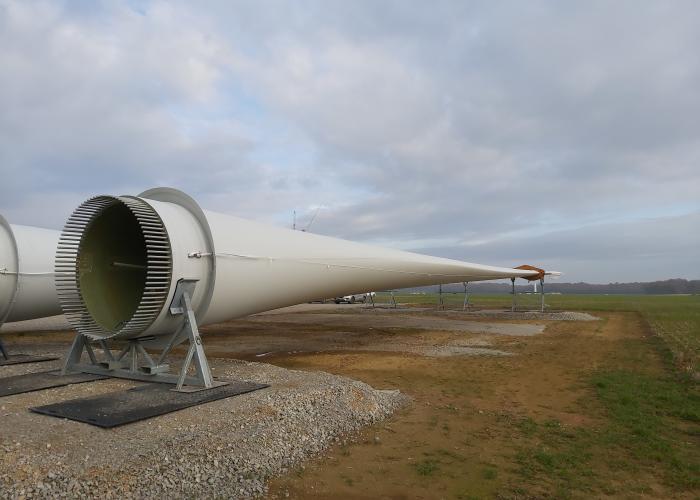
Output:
(61, 279), (227, 392)
(0, 337), (7, 360)
(0, 317), (7, 360)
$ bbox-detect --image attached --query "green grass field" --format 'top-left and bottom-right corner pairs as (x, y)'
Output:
(377, 292), (700, 375)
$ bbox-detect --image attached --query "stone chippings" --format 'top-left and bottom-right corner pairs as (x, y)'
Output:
(452, 310), (600, 321)
(0, 359), (409, 499)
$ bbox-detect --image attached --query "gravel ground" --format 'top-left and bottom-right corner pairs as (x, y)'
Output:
(0, 354), (408, 499)
(444, 310), (601, 321)
(338, 336), (514, 358)
(249, 313), (546, 336)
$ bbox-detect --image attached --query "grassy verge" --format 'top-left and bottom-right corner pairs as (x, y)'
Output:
(513, 368), (699, 496)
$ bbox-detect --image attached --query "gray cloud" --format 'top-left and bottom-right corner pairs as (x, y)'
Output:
(418, 211), (700, 283)
(0, 0), (698, 282)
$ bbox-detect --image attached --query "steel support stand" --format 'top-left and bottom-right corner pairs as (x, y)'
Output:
(0, 318), (8, 360)
(462, 282), (470, 310)
(0, 337), (8, 360)
(511, 278), (517, 312)
(540, 277), (545, 313)
(61, 279), (227, 392)
(438, 284), (444, 310)
(369, 292), (375, 309)
(390, 291), (397, 309)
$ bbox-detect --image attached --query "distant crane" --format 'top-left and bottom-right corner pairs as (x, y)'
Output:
(293, 206), (322, 232)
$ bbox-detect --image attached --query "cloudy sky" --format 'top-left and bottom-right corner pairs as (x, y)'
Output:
(1, 0), (698, 283)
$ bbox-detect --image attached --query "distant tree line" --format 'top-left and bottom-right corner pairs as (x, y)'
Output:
(400, 279), (700, 295)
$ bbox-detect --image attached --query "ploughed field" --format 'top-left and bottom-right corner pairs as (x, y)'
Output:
(1, 295), (698, 498)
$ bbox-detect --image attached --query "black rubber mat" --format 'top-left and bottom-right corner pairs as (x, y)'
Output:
(0, 354), (59, 366)
(0, 370), (107, 397)
(31, 380), (269, 428)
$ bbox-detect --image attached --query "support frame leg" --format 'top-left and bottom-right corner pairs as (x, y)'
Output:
(540, 277), (545, 313)
(0, 337), (8, 360)
(462, 282), (470, 311)
(59, 279), (226, 392)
